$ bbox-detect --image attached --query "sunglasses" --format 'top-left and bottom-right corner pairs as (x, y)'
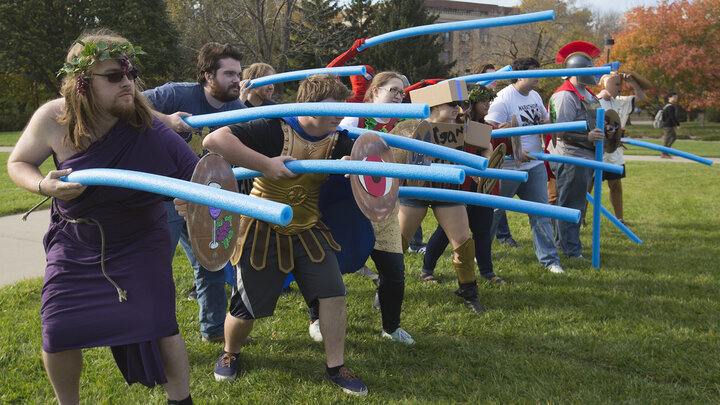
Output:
(379, 87), (406, 98)
(93, 69), (139, 83)
(447, 100), (469, 108)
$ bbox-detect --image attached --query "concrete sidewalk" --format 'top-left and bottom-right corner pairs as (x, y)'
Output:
(0, 210), (49, 287)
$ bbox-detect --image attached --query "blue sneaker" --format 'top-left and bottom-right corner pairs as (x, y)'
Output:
(324, 367), (368, 396)
(214, 351), (239, 381)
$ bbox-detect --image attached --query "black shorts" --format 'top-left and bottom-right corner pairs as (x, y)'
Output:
(399, 197), (464, 208)
(602, 164), (626, 181)
(229, 225), (346, 320)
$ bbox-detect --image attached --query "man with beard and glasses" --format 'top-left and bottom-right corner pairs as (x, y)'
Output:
(7, 30), (195, 404)
(241, 62), (277, 108)
(143, 42), (246, 344)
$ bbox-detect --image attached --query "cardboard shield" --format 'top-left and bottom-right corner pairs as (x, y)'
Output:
(510, 115), (524, 168)
(350, 132), (400, 222)
(477, 143), (506, 194)
(187, 153), (240, 271)
(389, 119), (433, 188)
(604, 109), (622, 153)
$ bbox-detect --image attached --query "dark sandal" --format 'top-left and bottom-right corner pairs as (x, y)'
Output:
(488, 276), (507, 285)
(420, 272), (439, 283)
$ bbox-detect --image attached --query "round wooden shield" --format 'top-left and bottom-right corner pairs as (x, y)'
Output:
(187, 153), (240, 271)
(388, 119), (432, 187)
(604, 109), (622, 153)
(350, 132), (400, 222)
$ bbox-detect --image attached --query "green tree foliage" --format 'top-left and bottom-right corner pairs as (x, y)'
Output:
(360, 0), (454, 83)
(0, 0), (180, 130)
(343, 0), (375, 41)
(287, 0), (351, 69)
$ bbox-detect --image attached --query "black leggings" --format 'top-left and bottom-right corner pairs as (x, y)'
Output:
(422, 205), (494, 279)
(309, 249), (406, 333)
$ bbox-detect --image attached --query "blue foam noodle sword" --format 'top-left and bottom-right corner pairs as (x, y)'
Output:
(248, 66), (366, 88)
(63, 168), (293, 226)
(621, 138), (714, 166)
(184, 102), (429, 128)
(232, 160), (465, 184)
(356, 10), (555, 51)
(525, 153), (624, 174)
(475, 65), (511, 87)
(586, 192), (642, 244)
(399, 186), (580, 223)
(432, 163), (528, 182)
(339, 125), (489, 171)
(491, 121), (587, 138)
(453, 66), (612, 84)
(592, 108), (605, 268)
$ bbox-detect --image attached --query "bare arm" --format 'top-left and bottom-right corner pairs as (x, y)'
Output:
(153, 110), (193, 133)
(202, 126), (295, 180)
(624, 74), (646, 103)
(7, 99), (86, 200)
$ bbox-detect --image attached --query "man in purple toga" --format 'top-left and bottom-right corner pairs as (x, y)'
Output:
(7, 30), (196, 404)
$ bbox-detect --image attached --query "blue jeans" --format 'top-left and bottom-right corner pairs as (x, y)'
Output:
(495, 211), (512, 241)
(490, 164), (560, 267)
(165, 201), (227, 339)
(548, 162), (594, 257)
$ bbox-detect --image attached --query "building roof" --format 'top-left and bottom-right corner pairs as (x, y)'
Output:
(425, 0), (517, 15)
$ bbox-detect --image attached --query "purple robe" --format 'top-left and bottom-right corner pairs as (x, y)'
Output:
(41, 117), (198, 386)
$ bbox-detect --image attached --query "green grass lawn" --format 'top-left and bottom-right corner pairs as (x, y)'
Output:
(625, 121), (720, 141)
(0, 131), (22, 147)
(622, 139), (720, 158)
(1, 161), (718, 403)
(0, 152), (55, 216)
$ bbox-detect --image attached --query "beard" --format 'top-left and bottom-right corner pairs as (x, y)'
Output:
(209, 80), (240, 103)
(109, 97), (136, 121)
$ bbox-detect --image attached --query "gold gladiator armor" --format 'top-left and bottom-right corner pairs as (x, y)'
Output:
(231, 121), (341, 272)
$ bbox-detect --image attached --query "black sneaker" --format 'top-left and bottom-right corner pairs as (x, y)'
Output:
(499, 237), (520, 248)
(187, 285), (198, 301)
(214, 351), (239, 381)
(462, 297), (486, 314)
(324, 367), (368, 396)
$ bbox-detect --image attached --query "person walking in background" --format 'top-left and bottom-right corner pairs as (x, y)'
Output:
(660, 92), (681, 158)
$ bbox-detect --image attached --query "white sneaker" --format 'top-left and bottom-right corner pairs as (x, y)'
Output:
(381, 328), (415, 345)
(309, 320), (323, 342)
(547, 263), (565, 274)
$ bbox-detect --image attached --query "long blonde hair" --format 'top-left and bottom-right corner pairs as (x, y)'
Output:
(58, 29), (154, 151)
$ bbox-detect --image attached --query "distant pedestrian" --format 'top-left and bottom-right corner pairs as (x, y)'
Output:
(660, 92), (681, 158)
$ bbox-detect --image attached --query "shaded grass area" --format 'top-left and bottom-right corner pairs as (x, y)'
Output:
(0, 162), (719, 403)
(624, 121), (720, 141)
(0, 152), (55, 216)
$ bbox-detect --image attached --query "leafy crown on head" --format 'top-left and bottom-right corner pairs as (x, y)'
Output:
(57, 40), (146, 78)
(468, 85), (496, 104)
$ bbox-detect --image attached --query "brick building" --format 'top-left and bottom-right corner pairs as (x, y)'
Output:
(425, 0), (517, 74)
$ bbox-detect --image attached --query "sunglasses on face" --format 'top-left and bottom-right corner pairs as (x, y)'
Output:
(93, 69), (139, 83)
(446, 100), (468, 108)
(379, 86), (406, 98)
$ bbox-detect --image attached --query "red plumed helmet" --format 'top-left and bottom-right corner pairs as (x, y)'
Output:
(555, 41), (601, 64)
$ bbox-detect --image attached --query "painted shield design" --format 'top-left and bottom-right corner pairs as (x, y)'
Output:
(350, 132), (400, 222)
(187, 153), (240, 271)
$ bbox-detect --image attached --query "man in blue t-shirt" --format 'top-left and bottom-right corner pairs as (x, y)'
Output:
(144, 42), (247, 343)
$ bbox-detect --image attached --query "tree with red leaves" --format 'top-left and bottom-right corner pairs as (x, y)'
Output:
(612, 0), (720, 116)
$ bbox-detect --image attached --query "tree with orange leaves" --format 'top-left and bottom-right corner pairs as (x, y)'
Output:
(612, 0), (720, 116)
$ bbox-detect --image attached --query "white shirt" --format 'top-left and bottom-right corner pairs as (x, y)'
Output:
(599, 95), (634, 165)
(484, 84), (548, 171)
